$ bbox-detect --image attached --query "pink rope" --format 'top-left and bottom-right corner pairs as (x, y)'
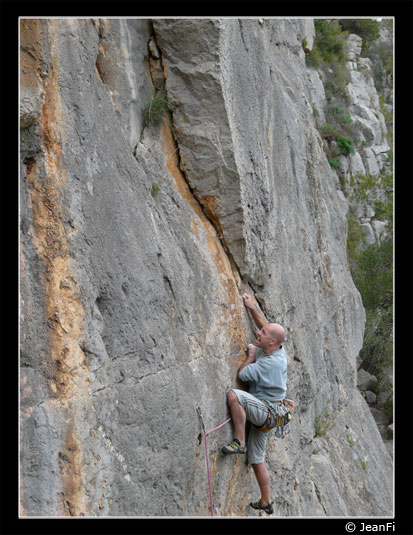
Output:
(206, 417), (232, 436)
(203, 430), (214, 516)
(203, 416), (232, 516)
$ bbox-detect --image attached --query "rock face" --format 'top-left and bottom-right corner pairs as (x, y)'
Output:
(20, 18), (393, 516)
(308, 31), (392, 246)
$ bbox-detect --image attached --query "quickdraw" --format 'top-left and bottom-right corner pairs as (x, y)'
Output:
(257, 399), (293, 437)
(195, 403), (232, 517)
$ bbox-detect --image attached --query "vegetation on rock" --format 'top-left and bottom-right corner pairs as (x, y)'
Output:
(347, 170), (393, 412)
(309, 19), (393, 418)
(141, 90), (176, 129)
(306, 19), (350, 102)
(338, 19), (381, 56)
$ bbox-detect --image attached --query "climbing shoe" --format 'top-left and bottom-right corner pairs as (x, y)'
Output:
(221, 438), (246, 454)
(250, 500), (274, 515)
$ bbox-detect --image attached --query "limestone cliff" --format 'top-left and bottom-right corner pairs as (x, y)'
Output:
(308, 30), (392, 245)
(20, 18), (393, 516)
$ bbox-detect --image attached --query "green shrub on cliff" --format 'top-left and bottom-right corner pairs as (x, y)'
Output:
(142, 90), (176, 129)
(350, 235), (393, 396)
(353, 238), (393, 311)
(315, 402), (336, 437)
(349, 172), (393, 228)
(312, 19), (349, 64)
(306, 19), (350, 102)
(321, 103), (357, 166)
(329, 104), (352, 126)
(346, 209), (367, 267)
(338, 19), (380, 56)
(307, 18), (387, 106)
(346, 171), (393, 389)
(371, 33), (393, 95)
(337, 135), (355, 156)
(328, 157), (340, 169)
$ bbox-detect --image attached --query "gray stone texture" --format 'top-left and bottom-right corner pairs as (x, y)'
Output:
(365, 390), (377, 404)
(357, 369), (378, 391)
(344, 33), (391, 244)
(20, 18), (393, 516)
(307, 32), (392, 246)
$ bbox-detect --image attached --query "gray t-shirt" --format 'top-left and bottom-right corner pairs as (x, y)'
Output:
(239, 346), (287, 401)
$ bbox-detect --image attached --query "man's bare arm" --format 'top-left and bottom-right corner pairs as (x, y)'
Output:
(237, 345), (257, 381)
(242, 293), (267, 329)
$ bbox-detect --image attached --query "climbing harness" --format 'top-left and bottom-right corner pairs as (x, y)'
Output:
(195, 403), (231, 517)
(255, 399), (294, 437)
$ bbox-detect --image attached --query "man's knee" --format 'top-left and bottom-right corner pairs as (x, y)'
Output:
(227, 390), (238, 405)
(251, 461), (266, 468)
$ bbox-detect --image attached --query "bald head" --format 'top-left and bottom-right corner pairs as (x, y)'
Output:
(254, 322), (285, 353)
(267, 323), (286, 345)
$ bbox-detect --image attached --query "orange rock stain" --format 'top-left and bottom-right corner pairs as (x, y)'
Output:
(161, 123), (248, 357)
(21, 19), (90, 516)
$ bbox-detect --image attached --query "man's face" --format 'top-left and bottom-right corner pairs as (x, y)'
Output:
(254, 325), (276, 350)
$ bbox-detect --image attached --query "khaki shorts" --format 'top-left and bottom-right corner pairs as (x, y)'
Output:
(230, 389), (275, 464)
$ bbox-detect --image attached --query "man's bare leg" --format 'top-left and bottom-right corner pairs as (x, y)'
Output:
(227, 390), (246, 446)
(251, 462), (271, 506)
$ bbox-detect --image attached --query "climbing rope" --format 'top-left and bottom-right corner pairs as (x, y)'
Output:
(195, 403), (231, 517)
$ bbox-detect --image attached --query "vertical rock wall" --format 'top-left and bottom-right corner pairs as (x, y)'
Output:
(20, 18), (393, 516)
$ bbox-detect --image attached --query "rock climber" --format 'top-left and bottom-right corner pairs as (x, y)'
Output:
(221, 292), (287, 515)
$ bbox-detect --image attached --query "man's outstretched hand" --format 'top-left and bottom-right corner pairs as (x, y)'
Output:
(242, 293), (255, 310)
(242, 292), (268, 330)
